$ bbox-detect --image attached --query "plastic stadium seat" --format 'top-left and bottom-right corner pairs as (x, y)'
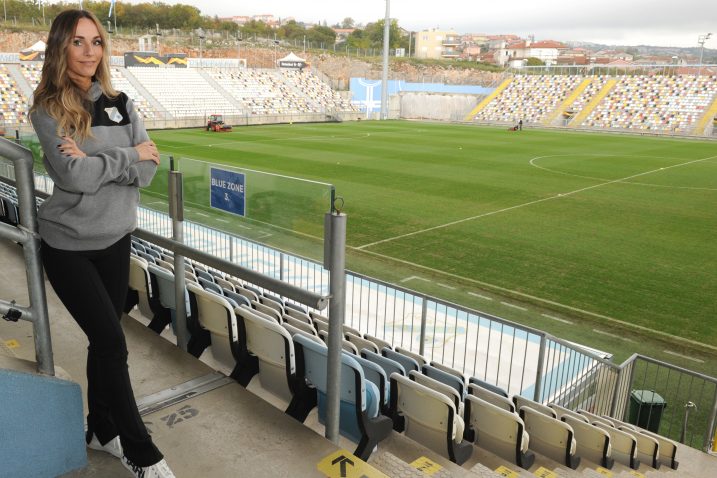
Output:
(468, 376), (509, 398)
(382, 347), (420, 374)
(293, 334), (392, 460)
(395, 346), (427, 368)
(345, 332), (379, 355)
(591, 421), (640, 470)
(234, 306), (315, 421)
(390, 373), (472, 464)
(513, 395), (557, 419)
(186, 283), (250, 382)
(464, 395), (534, 469)
(520, 406), (580, 469)
(600, 414), (678, 469)
(549, 403), (589, 424)
(363, 334), (392, 353)
(282, 315), (317, 336)
(561, 415), (614, 469)
(409, 370), (463, 418)
(422, 364), (465, 398)
(468, 383), (515, 413)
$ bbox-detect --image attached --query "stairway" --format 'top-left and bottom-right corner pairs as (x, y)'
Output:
(543, 78), (593, 126)
(569, 79), (617, 127)
(463, 78), (513, 121)
(692, 91), (717, 135)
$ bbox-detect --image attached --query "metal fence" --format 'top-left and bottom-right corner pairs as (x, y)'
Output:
(5, 161), (717, 452)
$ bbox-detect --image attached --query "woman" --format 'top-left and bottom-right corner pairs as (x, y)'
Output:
(30, 10), (174, 478)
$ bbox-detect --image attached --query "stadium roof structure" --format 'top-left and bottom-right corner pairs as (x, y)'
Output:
(21, 41), (46, 53)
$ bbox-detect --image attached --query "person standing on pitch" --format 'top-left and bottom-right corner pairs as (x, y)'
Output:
(30, 9), (174, 478)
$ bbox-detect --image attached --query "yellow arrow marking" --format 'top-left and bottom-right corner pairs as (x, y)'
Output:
(317, 449), (388, 478)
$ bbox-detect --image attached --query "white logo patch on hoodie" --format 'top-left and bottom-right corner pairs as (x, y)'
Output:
(104, 107), (124, 123)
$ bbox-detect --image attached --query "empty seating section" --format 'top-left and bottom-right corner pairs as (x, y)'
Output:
(209, 69), (282, 115)
(19, 63), (42, 90)
(566, 76), (609, 113)
(110, 68), (156, 120)
(206, 68), (356, 116)
(474, 74), (583, 124)
(119, 234), (685, 472)
(281, 70), (355, 112)
(582, 74), (717, 132)
(128, 67), (242, 118)
(474, 73), (717, 134)
(0, 65), (29, 125)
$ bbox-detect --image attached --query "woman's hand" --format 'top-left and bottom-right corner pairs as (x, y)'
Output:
(134, 141), (160, 165)
(58, 136), (86, 158)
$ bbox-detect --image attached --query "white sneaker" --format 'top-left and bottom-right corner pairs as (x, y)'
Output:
(87, 433), (123, 459)
(121, 456), (176, 478)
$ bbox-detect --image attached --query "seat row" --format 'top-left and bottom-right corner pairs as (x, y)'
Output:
(125, 235), (680, 472)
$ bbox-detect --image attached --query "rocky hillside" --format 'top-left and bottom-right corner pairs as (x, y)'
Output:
(1, 30), (503, 89)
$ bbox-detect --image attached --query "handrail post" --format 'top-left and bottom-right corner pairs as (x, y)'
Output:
(0, 137), (54, 375)
(533, 334), (547, 402)
(168, 157), (189, 351)
(324, 211), (346, 444)
(705, 388), (717, 452)
(419, 297), (428, 356)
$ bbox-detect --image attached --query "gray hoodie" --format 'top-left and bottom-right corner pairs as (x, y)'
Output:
(30, 82), (157, 251)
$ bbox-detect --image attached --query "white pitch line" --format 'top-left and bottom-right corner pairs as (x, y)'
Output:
(357, 155), (717, 250)
(194, 212), (210, 218)
(236, 224), (252, 230)
(593, 329), (634, 342)
(436, 283), (456, 290)
(468, 292), (493, 301)
(663, 350), (704, 363)
(501, 302), (528, 311)
(355, 247), (717, 353)
(216, 218), (230, 223)
(400, 275), (431, 283)
(542, 313), (573, 325)
(148, 201), (164, 205)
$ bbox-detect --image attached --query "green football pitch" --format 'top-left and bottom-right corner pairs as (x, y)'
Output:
(148, 121), (717, 347)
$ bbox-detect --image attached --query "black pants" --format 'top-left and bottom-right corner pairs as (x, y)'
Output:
(41, 234), (162, 467)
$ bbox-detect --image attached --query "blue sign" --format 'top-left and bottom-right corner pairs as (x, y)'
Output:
(210, 168), (245, 216)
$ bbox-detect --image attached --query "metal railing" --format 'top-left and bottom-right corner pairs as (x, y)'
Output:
(0, 138), (53, 375)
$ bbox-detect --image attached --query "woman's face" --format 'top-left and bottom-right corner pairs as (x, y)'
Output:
(66, 17), (102, 88)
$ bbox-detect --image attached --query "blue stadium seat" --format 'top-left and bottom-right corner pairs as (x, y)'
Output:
(293, 334), (392, 460)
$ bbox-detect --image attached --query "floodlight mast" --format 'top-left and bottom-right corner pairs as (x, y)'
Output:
(697, 33), (712, 77)
(380, 0), (390, 120)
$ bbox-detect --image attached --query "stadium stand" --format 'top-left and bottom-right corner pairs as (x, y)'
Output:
(110, 68), (157, 120)
(0, 64), (29, 126)
(128, 66), (243, 118)
(581, 74), (717, 133)
(473, 74), (583, 124)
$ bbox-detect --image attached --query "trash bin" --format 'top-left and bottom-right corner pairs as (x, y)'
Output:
(628, 389), (666, 432)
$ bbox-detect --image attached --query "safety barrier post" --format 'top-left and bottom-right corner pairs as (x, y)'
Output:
(324, 210), (346, 444)
(168, 156), (189, 351)
(533, 334), (547, 402)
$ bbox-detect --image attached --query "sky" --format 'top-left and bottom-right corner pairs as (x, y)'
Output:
(124, 0), (717, 48)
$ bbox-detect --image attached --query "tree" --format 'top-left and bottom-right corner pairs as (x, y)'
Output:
(277, 20), (305, 41)
(526, 57), (545, 66)
(306, 25), (336, 47)
(364, 19), (403, 49)
(341, 17), (355, 29)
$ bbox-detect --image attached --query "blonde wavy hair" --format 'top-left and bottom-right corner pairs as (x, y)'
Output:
(31, 9), (117, 141)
